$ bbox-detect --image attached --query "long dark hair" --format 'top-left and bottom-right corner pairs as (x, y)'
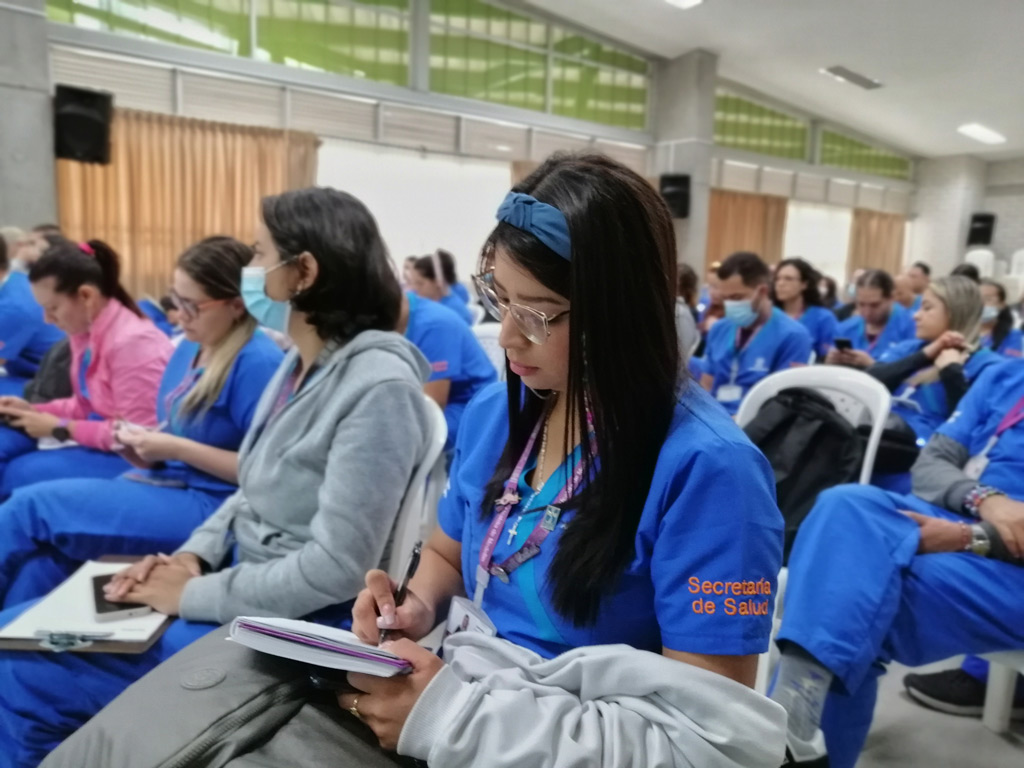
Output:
(772, 257), (824, 310)
(480, 153), (680, 626)
(261, 188), (401, 341)
(30, 237), (142, 316)
(820, 276), (839, 306)
(981, 279), (1014, 351)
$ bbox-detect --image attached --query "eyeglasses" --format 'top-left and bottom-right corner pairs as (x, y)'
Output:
(473, 272), (569, 345)
(169, 290), (229, 321)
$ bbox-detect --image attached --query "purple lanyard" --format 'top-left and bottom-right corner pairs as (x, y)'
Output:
(996, 396), (1024, 437)
(163, 360), (204, 431)
(474, 409), (594, 605)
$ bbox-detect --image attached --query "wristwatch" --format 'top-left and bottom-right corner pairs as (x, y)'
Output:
(51, 419), (72, 442)
(967, 524), (992, 557)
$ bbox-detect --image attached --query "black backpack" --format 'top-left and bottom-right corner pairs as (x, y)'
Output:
(743, 387), (865, 561)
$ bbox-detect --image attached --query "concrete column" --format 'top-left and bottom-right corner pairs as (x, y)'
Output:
(0, 0), (57, 227)
(908, 155), (987, 275)
(651, 49), (717, 272)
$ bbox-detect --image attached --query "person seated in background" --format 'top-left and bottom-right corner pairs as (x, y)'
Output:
(979, 278), (1022, 357)
(436, 248), (470, 304)
(769, 360), (1024, 768)
(0, 227), (24, 258)
(835, 268), (866, 322)
(0, 238), (172, 498)
(892, 272), (917, 311)
(398, 289), (497, 452)
(408, 252), (474, 326)
(773, 257), (837, 361)
(0, 236), (283, 608)
(137, 294), (178, 337)
(0, 187), (436, 767)
(951, 262), (981, 283)
(696, 260), (720, 313)
(829, 269), (916, 368)
(0, 232), (64, 396)
(907, 260), (931, 310)
(9, 224), (61, 274)
(818, 274), (841, 310)
(695, 264), (724, 347)
(698, 251), (812, 414)
(674, 262), (699, 358)
(329, 154), (784, 766)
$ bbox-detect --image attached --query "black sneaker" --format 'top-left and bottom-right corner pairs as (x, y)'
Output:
(783, 747), (829, 767)
(903, 669), (1024, 718)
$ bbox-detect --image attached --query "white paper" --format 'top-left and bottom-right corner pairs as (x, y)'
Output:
(0, 561), (167, 642)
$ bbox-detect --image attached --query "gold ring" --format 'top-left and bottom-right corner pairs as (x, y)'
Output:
(348, 696), (362, 720)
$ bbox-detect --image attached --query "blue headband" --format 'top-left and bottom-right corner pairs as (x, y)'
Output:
(496, 192), (572, 261)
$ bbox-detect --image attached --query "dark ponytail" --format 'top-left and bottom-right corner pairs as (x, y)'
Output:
(29, 237), (142, 317)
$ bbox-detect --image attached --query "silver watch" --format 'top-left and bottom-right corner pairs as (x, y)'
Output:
(968, 524), (991, 557)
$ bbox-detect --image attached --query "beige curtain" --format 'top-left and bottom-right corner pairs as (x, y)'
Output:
(705, 190), (787, 271)
(847, 208), (906, 278)
(56, 109), (320, 299)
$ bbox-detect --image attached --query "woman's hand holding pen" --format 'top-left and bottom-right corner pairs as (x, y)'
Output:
(351, 569), (436, 645)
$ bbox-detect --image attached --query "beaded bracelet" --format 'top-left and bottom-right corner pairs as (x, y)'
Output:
(963, 485), (1006, 518)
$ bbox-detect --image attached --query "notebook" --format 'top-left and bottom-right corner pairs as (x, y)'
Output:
(228, 617), (412, 677)
(0, 560), (168, 644)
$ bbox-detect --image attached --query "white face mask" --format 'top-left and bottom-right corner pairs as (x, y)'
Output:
(981, 305), (1000, 323)
(724, 299), (758, 328)
(241, 265), (291, 333)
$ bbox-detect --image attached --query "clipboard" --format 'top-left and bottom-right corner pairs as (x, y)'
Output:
(0, 557), (174, 654)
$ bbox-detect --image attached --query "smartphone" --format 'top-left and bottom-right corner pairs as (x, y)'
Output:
(92, 573), (152, 623)
(834, 338), (853, 352)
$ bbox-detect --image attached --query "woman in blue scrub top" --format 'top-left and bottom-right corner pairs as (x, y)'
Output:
(0, 237), (283, 608)
(339, 155), (786, 764)
(436, 247), (471, 304)
(979, 279), (1023, 357)
(408, 252), (474, 326)
(0, 236), (64, 396)
(773, 257), (837, 361)
(399, 291), (497, 451)
(829, 269), (916, 367)
(699, 251), (813, 414)
(769, 361), (1024, 768)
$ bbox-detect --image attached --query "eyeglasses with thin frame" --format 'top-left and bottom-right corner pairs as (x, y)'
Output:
(168, 290), (229, 322)
(473, 272), (569, 345)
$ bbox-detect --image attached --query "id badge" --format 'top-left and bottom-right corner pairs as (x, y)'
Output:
(444, 596), (497, 642)
(964, 437), (997, 481)
(716, 384), (743, 404)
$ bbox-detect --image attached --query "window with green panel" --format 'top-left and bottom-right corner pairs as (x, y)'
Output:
(47, 0), (253, 56)
(550, 28), (647, 75)
(714, 90), (809, 160)
(256, 0), (409, 84)
(820, 129), (912, 181)
(430, 30), (546, 111)
(551, 58), (646, 130)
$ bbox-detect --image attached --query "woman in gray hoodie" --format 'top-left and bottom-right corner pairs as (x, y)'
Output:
(0, 187), (435, 768)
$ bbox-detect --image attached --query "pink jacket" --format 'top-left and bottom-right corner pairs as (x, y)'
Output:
(35, 300), (173, 451)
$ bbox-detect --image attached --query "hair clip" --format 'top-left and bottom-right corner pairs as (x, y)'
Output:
(79, 242), (95, 257)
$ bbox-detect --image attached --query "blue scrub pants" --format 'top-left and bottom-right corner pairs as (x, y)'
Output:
(0, 424), (129, 499)
(0, 599), (352, 767)
(0, 477), (228, 608)
(778, 485), (1024, 768)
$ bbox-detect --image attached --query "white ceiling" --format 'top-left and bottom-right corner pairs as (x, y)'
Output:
(521, 0), (1024, 159)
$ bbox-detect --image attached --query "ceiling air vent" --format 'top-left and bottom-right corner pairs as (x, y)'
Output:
(821, 65), (883, 90)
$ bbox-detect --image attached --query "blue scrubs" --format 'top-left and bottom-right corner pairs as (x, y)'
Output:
(796, 305), (839, 360)
(404, 294), (497, 450)
(440, 381), (783, 660)
(778, 360), (1024, 768)
(836, 304), (916, 358)
(437, 291), (474, 326)
(0, 332), (282, 608)
(450, 282), (470, 304)
(910, 294), (923, 313)
(981, 328), (1023, 358)
(0, 272), (63, 395)
(137, 298), (177, 337)
(700, 307), (813, 414)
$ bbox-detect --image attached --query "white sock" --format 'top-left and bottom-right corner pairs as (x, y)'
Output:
(770, 647), (833, 747)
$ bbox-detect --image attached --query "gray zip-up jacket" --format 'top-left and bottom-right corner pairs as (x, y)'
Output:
(176, 330), (433, 624)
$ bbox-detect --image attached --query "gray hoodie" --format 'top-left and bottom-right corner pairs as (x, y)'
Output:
(176, 330), (433, 624)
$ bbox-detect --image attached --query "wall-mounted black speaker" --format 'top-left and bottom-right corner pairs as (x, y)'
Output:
(54, 84), (113, 164)
(659, 174), (690, 219)
(967, 213), (996, 246)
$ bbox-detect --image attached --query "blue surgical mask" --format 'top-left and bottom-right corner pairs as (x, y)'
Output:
(241, 265), (291, 333)
(724, 299), (758, 328)
(981, 305), (1000, 323)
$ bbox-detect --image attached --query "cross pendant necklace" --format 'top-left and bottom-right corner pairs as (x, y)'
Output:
(507, 412), (550, 546)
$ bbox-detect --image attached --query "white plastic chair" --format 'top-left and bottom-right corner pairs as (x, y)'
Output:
(965, 248), (996, 278)
(468, 303), (486, 325)
(736, 367), (892, 693)
(980, 651), (1024, 734)
(385, 396), (448, 580)
(1009, 249), (1024, 276)
(472, 323), (506, 381)
(994, 259), (1009, 278)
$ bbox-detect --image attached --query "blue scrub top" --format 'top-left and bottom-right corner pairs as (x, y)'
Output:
(450, 282), (470, 305)
(0, 271), (64, 378)
(910, 295), (923, 313)
(980, 328), (1023, 358)
(836, 303), (916, 358)
(878, 339), (1001, 441)
(130, 331), (283, 493)
(795, 305), (839, 360)
(938, 359), (1024, 501)
(438, 381), (783, 659)
(700, 307), (813, 414)
(404, 293), (497, 450)
(138, 298), (177, 337)
(437, 292), (474, 326)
